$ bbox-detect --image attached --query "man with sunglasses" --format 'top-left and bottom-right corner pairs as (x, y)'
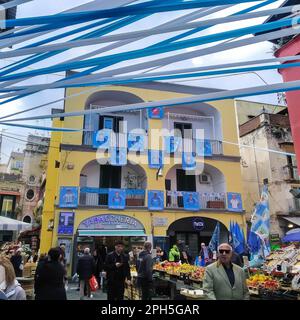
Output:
(203, 243), (249, 300)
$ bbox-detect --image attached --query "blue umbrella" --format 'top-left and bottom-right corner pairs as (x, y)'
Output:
(282, 232), (300, 242)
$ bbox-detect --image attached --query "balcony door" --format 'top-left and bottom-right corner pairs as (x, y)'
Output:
(99, 165), (121, 205)
(176, 169), (196, 207)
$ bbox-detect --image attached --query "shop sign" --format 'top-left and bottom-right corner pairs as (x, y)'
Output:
(192, 218), (205, 231)
(153, 217), (168, 227)
(78, 214), (144, 230)
(148, 190), (164, 211)
(108, 189), (126, 209)
(183, 192), (200, 211)
(227, 192), (243, 212)
(59, 186), (78, 208)
(58, 212), (74, 235)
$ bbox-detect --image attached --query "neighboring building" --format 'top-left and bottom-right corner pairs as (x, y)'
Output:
(239, 109), (300, 237)
(258, 0), (300, 169)
(0, 173), (24, 242)
(0, 164), (7, 173)
(235, 100), (287, 125)
(40, 82), (247, 275)
(0, 0), (17, 33)
(6, 152), (24, 174)
(21, 135), (50, 224)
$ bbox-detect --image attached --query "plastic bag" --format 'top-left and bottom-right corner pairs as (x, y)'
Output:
(89, 275), (99, 292)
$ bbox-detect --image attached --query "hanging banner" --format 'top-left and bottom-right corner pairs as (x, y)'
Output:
(250, 185), (270, 257)
(148, 150), (164, 169)
(164, 136), (182, 153)
(58, 212), (74, 235)
(196, 139), (212, 156)
(148, 190), (164, 211)
(59, 187), (78, 208)
(227, 192), (243, 212)
(183, 192), (200, 211)
(108, 189), (126, 210)
(110, 147), (127, 166)
(182, 152), (196, 170)
(147, 107), (164, 119)
(128, 133), (145, 152)
(93, 129), (111, 149)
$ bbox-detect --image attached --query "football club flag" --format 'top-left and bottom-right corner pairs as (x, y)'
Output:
(234, 223), (245, 255)
(209, 222), (220, 253)
(249, 185), (270, 258)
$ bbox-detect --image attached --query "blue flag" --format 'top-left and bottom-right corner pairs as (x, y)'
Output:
(234, 223), (245, 255)
(209, 222), (220, 253)
(249, 185), (270, 258)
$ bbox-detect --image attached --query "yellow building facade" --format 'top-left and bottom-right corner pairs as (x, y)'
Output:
(40, 82), (246, 275)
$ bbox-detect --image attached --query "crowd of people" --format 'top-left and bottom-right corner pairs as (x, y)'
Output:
(0, 238), (250, 300)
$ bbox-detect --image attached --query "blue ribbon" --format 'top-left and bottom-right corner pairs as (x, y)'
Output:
(2, 1), (269, 28)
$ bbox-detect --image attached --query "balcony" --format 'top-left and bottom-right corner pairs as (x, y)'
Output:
(79, 188), (145, 207)
(166, 191), (227, 210)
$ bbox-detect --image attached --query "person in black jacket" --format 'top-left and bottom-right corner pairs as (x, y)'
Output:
(76, 247), (95, 300)
(34, 248), (67, 300)
(137, 242), (153, 300)
(104, 240), (131, 300)
(231, 251), (244, 267)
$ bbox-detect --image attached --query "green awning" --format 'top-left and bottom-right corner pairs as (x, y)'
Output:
(78, 229), (146, 237)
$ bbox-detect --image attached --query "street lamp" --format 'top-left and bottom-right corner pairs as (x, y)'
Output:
(288, 224), (294, 229)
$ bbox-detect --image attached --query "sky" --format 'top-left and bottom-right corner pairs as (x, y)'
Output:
(0, 0), (287, 163)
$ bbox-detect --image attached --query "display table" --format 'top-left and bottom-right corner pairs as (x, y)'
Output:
(16, 277), (35, 300)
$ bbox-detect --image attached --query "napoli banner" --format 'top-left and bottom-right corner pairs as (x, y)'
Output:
(182, 152), (196, 170)
(147, 107), (164, 119)
(148, 150), (164, 169)
(108, 189), (126, 209)
(128, 133), (145, 152)
(110, 148), (127, 166)
(59, 187), (78, 208)
(196, 139), (212, 156)
(250, 185), (270, 257)
(58, 212), (74, 235)
(183, 192), (200, 211)
(148, 190), (164, 211)
(93, 129), (111, 149)
(227, 192), (243, 212)
(164, 136), (182, 153)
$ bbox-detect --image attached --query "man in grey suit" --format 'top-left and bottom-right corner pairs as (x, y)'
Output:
(203, 243), (250, 300)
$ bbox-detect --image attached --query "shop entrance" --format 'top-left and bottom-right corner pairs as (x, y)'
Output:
(167, 217), (228, 259)
(72, 214), (146, 274)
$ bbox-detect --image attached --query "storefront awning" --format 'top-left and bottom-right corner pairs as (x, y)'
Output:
(0, 216), (32, 231)
(282, 217), (300, 227)
(78, 229), (146, 237)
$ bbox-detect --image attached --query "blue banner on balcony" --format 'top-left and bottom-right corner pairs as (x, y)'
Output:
(182, 152), (196, 170)
(58, 212), (74, 235)
(126, 189), (145, 196)
(128, 133), (145, 152)
(196, 139), (212, 156)
(148, 190), (164, 211)
(164, 136), (181, 153)
(183, 192), (200, 211)
(147, 107), (164, 119)
(59, 186), (78, 208)
(93, 129), (111, 149)
(110, 147), (127, 166)
(108, 189), (126, 210)
(80, 187), (108, 194)
(148, 150), (164, 169)
(227, 192), (243, 212)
